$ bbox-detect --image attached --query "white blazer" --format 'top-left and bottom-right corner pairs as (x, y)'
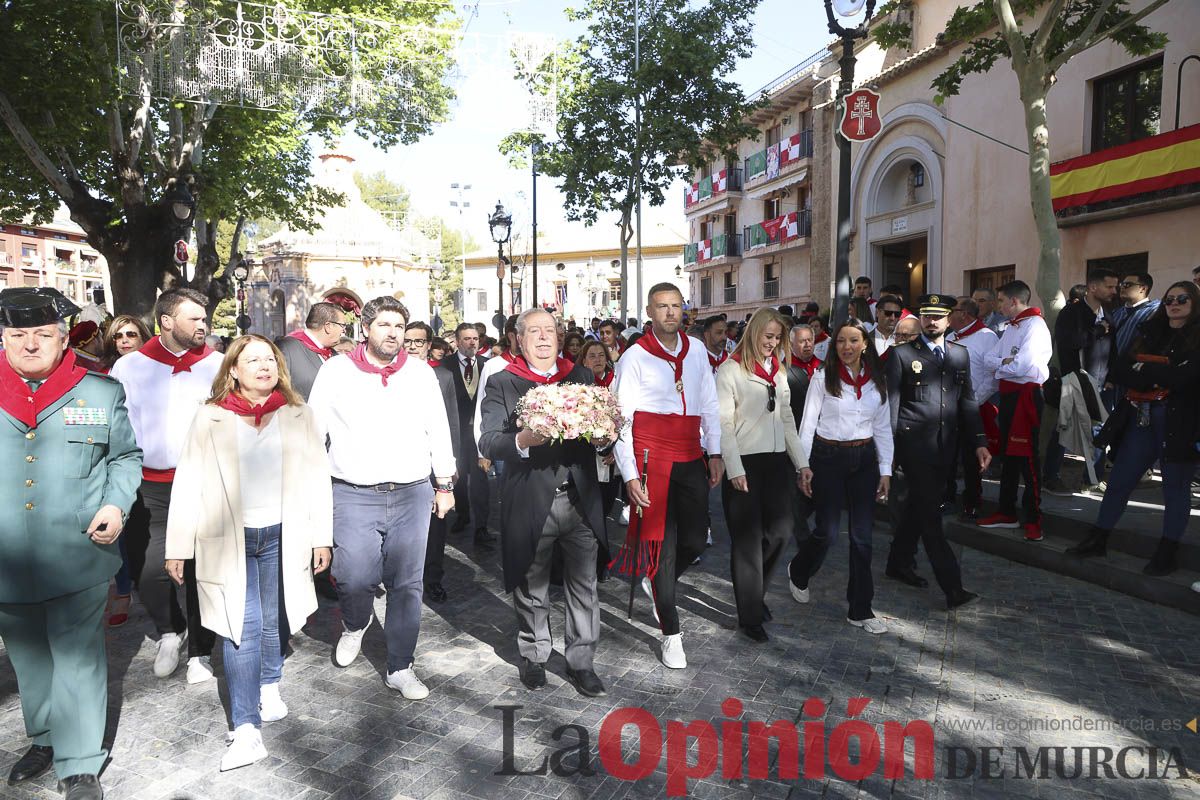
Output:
(165, 404), (334, 646)
(716, 358), (807, 480)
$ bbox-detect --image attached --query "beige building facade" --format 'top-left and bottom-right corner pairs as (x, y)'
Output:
(0, 207), (110, 310)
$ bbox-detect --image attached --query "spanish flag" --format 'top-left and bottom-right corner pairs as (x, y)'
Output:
(1050, 123), (1200, 212)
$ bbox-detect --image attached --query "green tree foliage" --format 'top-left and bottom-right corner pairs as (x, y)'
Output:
(500, 0), (764, 318)
(0, 0), (459, 320)
(354, 171), (411, 226)
(873, 0), (1171, 317)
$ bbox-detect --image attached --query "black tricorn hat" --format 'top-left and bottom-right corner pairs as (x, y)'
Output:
(0, 293), (61, 329)
(0, 286), (82, 321)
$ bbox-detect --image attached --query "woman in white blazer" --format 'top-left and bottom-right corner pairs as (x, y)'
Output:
(165, 335), (332, 772)
(717, 307), (808, 643)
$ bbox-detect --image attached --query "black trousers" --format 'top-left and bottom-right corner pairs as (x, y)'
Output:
(887, 455), (965, 598)
(646, 459), (710, 636)
(997, 389), (1044, 524)
(454, 436), (490, 530)
(943, 433), (983, 511)
(787, 485), (815, 587)
(721, 452), (794, 627)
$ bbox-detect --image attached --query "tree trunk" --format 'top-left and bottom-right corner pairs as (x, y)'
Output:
(1019, 66), (1066, 324)
(98, 202), (188, 325)
(618, 206), (633, 323)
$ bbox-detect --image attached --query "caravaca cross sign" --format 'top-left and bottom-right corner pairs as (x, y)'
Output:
(840, 88), (882, 142)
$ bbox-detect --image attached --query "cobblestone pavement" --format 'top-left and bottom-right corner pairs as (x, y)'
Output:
(3, 493), (1200, 800)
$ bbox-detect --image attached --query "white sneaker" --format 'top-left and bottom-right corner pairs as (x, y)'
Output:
(220, 724), (267, 771)
(153, 631), (187, 678)
(334, 617), (371, 667)
(848, 616), (888, 635)
(186, 655), (213, 684)
(640, 577), (660, 625)
(790, 582), (810, 604)
(1191, 580), (1199, 593)
(259, 683), (288, 722)
(384, 667), (430, 700)
(619, 504), (631, 525)
(660, 633), (687, 669)
(705, 528), (713, 547)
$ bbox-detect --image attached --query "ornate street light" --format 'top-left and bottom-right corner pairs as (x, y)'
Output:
(165, 180), (195, 222)
(488, 201), (513, 334)
(232, 256), (251, 336)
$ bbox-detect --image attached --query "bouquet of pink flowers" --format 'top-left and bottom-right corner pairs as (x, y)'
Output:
(516, 383), (625, 444)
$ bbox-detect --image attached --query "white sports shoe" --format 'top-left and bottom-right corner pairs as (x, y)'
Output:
(660, 633), (687, 669)
(640, 577), (660, 625)
(186, 655), (214, 684)
(848, 616), (888, 635)
(334, 617), (371, 667)
(385, 667), (430, 700)
(259, 683), (288, 722)
(220, 724), (267, 772)
(790, 582), (810, 604)
(1192, 580), (1200, 593)
(153, 631), (187, 678)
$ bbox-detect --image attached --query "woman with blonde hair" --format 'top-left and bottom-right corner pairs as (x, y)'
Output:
(716, 307), (807, 642)
(164, 334), (332, 771)
(102, 314), (152, 370)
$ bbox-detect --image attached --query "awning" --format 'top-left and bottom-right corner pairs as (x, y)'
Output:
(745, 169), (808, 200)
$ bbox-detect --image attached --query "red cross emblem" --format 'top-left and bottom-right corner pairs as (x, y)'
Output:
(840, 89), (882, 142)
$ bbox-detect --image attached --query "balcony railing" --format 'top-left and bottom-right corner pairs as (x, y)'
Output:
(743, 209), (811, 252)
(685, 167), (744, 208)
(723, 284), (737, 304)
(745, 130), (813, 182)
(683, 232), (744, 265)
(763, 277), (780, 300)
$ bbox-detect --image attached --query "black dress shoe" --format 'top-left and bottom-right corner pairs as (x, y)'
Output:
(8, 744), (53, 785)
(740, 624), (769, 643)
(1065, 528), (1108, 558)
(425, 582), (448, 603)
(520, 658), (546, 690)
(566, 667), (607, 697)
(947, 590), (979, 610)
(58, 774), (103, 800)
(596, 563), (610, 583)
(474, 528), (495, 549)
(761, 603), (773, 622)
(885, 567), (929, 588)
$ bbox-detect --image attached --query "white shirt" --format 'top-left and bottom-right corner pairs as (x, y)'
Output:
(873, 330), (895, 357)
(307, 354), (456, 485)
(237, 414), (283, 528)
(797, 369), (893, 476)
(109, 343), (223, 472)
(813, 337), (831, 362)
(985, 310), (1052, 385)
(513, 362), (559, 459)
(612, 334), (721, 481)
(948, 322), (1000, 403)
(473, 354), (511, 455)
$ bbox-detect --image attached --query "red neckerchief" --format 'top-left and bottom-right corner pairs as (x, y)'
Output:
(140, 336), (214, 374)
(814, 331), (830, 344)
(839, 363), (872, 399)
(428, 359), (441, 367)
(217, 390), (288, 425)
(286, 329), (333, 360)
(954, 319), (987, 339)
(501, 351), (518, 364)
(0, 348), (89, 429)
(636, 332), (692, 413)
(505, 355), (574, 384)
(594, 369), (614, 388)
(1008, 307), (1044, 326)
(707, 348), (728, 372)
(790, 355), (821, 378)
(348, 342), (406, 386)
(733, 352), (780, 385)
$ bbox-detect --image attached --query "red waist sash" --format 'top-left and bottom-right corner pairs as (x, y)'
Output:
(999, 380), (1040, 457)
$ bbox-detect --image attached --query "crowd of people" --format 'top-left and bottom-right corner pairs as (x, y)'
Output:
(1, 266), (1198, 798)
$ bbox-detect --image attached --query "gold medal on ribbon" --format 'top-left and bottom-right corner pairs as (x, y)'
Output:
(675, 380), (684, 394)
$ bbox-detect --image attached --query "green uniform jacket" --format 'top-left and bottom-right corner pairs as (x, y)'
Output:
(0, 371), (143, 603)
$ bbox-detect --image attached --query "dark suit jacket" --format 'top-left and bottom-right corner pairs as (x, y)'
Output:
(275, 334), (326, 401)
(439, 354), (487, 446)
(478, 365), (607, 592)
(434, 366), (461, 456)
(885, 338), (985, 466)
(785, 364), (812, 432)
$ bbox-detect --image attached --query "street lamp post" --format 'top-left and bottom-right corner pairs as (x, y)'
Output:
(824, 0), (877, 326)
(232, 257), (251, 336)
(488, 201), (513, 337)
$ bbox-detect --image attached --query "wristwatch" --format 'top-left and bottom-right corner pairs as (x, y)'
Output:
(435, 481), (454, 493)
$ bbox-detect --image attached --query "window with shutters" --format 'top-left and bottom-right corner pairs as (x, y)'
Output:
(763, 263), (779, 300)
(700, 275), (713, 307)
(477, 291), (489, 312)
(1091, 57), (1162, 152)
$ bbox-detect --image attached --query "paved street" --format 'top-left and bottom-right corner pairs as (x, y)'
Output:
(3, 493), (1200, 800)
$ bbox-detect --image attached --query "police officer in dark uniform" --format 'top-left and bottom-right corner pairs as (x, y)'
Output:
(884, 294), (989, 609)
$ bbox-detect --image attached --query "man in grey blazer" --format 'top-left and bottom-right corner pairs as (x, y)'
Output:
(275, 302), (346, 400)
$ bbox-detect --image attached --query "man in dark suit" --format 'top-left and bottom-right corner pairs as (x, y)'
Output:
(884, 294), (990, 609)
(785, 322), (819, 597)
(275, 302), (346, 400)
(478, 308), (608, 698)
(440, 322), (491, 547)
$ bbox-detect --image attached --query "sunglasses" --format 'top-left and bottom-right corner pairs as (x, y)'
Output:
(403, 338), (429, 346)
(1120, 281), (1144, 289)
(113, 331), (141, 339)
(877, 309), (901, 318)
(1163, 294), (1191, 306)
(766, 383), (776, 413)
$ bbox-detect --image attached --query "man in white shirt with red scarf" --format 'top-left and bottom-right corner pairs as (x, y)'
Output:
(978, 280), (1053, 541)
(701, 316), (729, 375)
(109, 288), (221, 683)
(612, 283), (722, 669)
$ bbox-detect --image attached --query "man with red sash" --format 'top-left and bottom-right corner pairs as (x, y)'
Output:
(275, 301), (345, 400)
(612, 283), (722, 669)
(109, 288), (222, 683)
(0, 290), (141, 800)
(478, 308), (609, 697)
(946, 296), (1000, 518)
(978, 280), (1053, 540)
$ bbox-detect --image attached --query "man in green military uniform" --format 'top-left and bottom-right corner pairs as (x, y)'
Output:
(0, 289), (142, 800)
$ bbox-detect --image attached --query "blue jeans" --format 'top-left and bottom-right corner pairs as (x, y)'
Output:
(1096, 403), (1195, 542)
(113, 536), (133, 596)
(223, 524), (284, 728)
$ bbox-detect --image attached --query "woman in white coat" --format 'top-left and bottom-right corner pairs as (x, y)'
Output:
(165, 335), (332, 771)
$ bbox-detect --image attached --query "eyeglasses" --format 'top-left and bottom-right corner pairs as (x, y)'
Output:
(403, 338), (429, 346)
(1120, 281), (1144, 289)
(877, 308), (901, 318)
(113, 331), (141, 339)
(1163, 294), (1191, 306)
(766, 383), (776, 413)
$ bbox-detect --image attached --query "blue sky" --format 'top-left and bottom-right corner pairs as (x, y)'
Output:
(336, 0), (840, 246)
